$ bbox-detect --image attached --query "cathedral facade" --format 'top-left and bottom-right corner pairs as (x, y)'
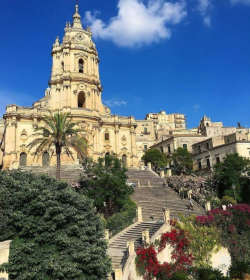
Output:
(1, 6), (138, 169)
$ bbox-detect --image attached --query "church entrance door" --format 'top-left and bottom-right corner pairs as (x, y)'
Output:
(20, 153), (27, 166)
(122, 154), (127, 167)
(42, 152), (50, 166)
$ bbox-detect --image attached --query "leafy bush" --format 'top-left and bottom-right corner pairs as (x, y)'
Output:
(229, 261), (250, 280)
(107, 197), (136, 237)
(221, 195), (236, 206)
(196, 204), (250, 262)
(79, 155), (134, 219)
(0, 170), (111, 280)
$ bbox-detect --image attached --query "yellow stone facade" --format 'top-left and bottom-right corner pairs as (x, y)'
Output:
(0, 6), (193, 170)
(1, 6), (138, 170)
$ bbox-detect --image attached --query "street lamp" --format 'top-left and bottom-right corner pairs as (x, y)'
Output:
(201, 148), (213, 172)
(232, 184), (237, 204)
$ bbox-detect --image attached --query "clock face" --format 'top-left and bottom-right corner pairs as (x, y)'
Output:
(77, 33), (84, 41)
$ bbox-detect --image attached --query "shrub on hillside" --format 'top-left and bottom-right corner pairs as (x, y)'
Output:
(0, 170), (111, 280)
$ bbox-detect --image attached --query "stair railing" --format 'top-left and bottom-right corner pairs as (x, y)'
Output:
(121, 247), (129, 270)
(149, 216), (164, 238)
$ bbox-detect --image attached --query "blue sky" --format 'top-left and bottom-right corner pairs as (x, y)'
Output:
(0, 0), (250, 129)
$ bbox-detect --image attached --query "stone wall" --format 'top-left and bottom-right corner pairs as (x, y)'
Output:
(0, 240), (11, 280)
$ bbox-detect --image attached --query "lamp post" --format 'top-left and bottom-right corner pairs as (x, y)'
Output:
(232, 184), (237, 204)
(201, 148), (213, 172)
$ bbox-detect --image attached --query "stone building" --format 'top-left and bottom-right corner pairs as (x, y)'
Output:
(1, 6), (138, 169)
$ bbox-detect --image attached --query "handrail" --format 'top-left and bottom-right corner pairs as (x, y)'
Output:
(149, 217), (164, 238)
(121, 247), (129, 270)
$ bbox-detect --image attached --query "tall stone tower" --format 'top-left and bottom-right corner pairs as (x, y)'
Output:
(48, 5), (106, 113)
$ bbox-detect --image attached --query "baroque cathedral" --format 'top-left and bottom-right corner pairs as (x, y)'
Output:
(0, 5), (188, 170)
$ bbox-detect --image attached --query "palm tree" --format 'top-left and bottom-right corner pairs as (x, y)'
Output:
(191, 266), (230, 280)
(28, 111), (87, 179)
(229, 261), (250, 280)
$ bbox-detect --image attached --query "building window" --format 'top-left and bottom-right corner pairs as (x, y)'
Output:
(78, 59), (84, 73)
(160, 146), (164, 153)
(183, 144), (187, 150)
(207, 158), (210, 169)
(216, 156), (220, 163)
(78, 92), (85, 108)
(144, 127), (147, 133)
(61, 62), (64, 73)
(104, 133), (110, 141)
(206, 143), (209, 150)
(144, 145), (147, 151)
(168, 146), (171, 154)
(198, 145), (201, 153)
(198, 161), (202, 170)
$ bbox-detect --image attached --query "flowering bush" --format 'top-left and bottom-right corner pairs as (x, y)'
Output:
(196, 204), (250, 262)
(135, 220), (194, 280)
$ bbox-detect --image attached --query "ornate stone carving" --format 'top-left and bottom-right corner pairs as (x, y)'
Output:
(121, 136), (127, 146)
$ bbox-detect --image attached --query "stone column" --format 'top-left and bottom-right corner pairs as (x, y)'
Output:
(163, 208), (170, 224)
(147, 162), (152, 170)
(105, 229), (109, 244)
(142, 230), (150, 244)
(0, 240), (12, 280)
(166, 169), (172, 177)
(127, 240), (135, 256)
(114, 269), (122, 280)
(136, 206), (143, 223)
(205, 201), (211, 211)
(147, 180), (150, 187)
(115, 125), (120, 155)
(160, 170), (164, 178)
(130, 127), (137, 166)
(137, 180), (140, 188)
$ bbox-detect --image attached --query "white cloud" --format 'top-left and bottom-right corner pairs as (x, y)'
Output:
(231, 0), (250, 5)
(196, 0), (213, 27)
(103, 99), (127, 107)
(84, 0), (187, 47)
(192, 104), (200, 113)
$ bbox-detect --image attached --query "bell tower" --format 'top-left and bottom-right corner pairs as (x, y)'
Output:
(48, 5), (105, 113)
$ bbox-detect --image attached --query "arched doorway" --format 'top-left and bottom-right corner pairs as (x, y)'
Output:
(20, 153), (27, 166)
(122, 154), (127, 167)
(78, 92), (86, 108)
(42, 152), (50, 166)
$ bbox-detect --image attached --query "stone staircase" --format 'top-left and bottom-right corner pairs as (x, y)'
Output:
(108, 221), (163, 270)
(128, 169), (205, 219)
(20, 164), (84, 181)
(107, 168), (205, 276)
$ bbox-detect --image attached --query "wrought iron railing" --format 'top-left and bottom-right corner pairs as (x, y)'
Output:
(121, 247), (129, 270)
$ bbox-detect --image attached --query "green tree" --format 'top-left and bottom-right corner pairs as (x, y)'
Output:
(229, 261), (250, 280)
(0, 170), (111, 280)
(177, 215), (220, 267)
(79, 155), (134, 220)
(171, 147), (193, 175)
(28, 111), (87, 179)
(142, 148), (166, 171)
(214, 153), (250, 202)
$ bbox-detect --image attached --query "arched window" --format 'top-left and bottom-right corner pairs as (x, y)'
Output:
(78, 59), (84, 73)
(105, 133), (110, 141)
(20, 153), (27, 166)
(61, 62), (64, 73)
(78, 92), (85, 108)
(206, 123), (209, 127)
